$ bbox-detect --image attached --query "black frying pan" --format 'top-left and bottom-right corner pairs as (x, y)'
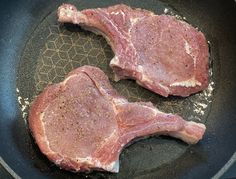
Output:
(1, 0), (236, 178)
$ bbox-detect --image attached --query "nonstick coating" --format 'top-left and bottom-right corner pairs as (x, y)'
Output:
(0, 0), (236, 178)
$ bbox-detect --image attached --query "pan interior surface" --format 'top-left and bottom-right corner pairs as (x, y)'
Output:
(1, 0), (236, 178)
(16, 1), (215, 178)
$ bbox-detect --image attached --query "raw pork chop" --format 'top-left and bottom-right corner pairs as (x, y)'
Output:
(57, 4), (209, 97)
(29, 66), (206, 173)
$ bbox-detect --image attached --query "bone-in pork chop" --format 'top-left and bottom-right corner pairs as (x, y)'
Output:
(28, 66), (206, 172)
(57, 4), (209, 97)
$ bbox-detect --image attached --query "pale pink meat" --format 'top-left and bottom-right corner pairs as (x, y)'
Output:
(57, 4), (209, 97)
(29, 66), (206, 173)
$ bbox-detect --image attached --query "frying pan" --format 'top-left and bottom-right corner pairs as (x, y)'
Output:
(1, 0), (236, 178)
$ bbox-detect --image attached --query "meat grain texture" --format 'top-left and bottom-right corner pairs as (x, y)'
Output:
(29, 66), (206, 173)
(57, 4), (209, 97)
